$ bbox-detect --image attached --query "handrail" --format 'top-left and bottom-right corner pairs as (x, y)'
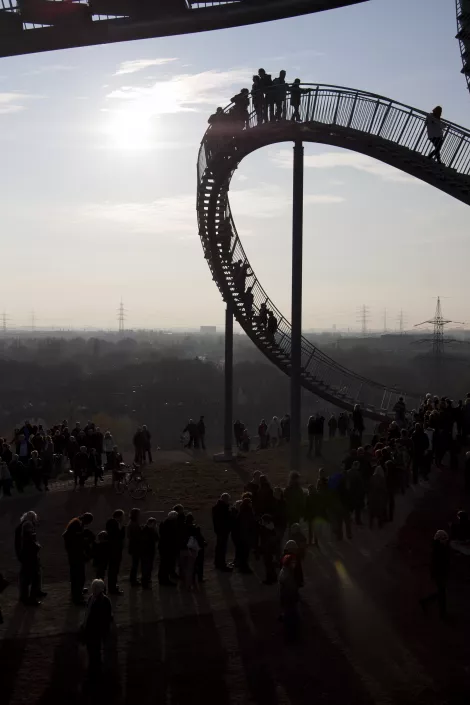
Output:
(198, 83), (470, 183)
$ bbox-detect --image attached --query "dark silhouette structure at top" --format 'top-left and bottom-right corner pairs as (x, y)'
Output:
(0, 0), (368, 58)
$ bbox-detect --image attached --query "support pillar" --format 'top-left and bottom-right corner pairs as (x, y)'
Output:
(290, 139), (304, 472)
(215, 302), (234, 461)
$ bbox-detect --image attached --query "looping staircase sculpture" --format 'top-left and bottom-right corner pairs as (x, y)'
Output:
(197, 84), (470, 420)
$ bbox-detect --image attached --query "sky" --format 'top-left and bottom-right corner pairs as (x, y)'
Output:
(0, 0), (469, 332)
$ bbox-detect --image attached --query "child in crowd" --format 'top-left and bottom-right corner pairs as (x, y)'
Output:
(288, 524), (307, 587)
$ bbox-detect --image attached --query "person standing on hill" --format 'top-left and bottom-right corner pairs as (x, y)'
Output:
(426, 106), (444, 164)
(141, 424), (152, 463)
(328, 414), (338, 439)
(81, 579), (113, 680)
(158, 511), (179, 586)
(73, 445), (89, 489)
(63, 512), (94, 605)
(212, 493), (233, 572)
(103, 431), (114, 469)
(420, 530), (450, 619)
(352, 405), (365, 444)
(197, 416), (206, 450)
(133, 427), (145, 464)
(106, 509), (125, 596)
(18, 521), (44, 606)
(141, 518), (159, 588)
(284, 472), (305, 527)
(127, 508), (142, 587)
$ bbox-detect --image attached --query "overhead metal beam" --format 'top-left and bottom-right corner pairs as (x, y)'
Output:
(0, 0), (369, 58)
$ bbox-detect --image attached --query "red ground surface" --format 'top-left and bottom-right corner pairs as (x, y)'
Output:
(1, 442), (469, 705)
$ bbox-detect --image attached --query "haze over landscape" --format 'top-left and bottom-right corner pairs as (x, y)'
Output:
(0, 0), (468, 332)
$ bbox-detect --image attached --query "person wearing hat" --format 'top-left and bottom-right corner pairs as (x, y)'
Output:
(420, 530), (450, 619)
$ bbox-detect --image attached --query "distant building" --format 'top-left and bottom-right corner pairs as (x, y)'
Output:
(200, 326), (217, 334)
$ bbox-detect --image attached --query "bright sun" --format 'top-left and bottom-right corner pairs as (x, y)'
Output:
(106, 108), (153, 150)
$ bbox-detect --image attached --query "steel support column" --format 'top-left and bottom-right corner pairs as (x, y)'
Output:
(290, 139), (304, 472)
(224, 302), (234, 457)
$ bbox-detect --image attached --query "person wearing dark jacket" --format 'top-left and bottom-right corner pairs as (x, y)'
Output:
(88, 447), (102, 487)
(256, 475), (274, 517)
(212, 493), (233, 571)
(258, 514), (278, 585)
(82, 579), (113, 679)
(18, 521), (43, 605)
(93, 531), (110, 580)
(183, 419), (199, 449)
(272, 486), (287, 550)
(411, 424), (429, 484)
(279, 553), (300, 641)
(63, 512), (94, 605)
(73, 446), (89, 489)
(158, 511), (179, 586)
(197, 416), (206, 450)
(352, 405), (365, 442)
(141, 424), (152, 463)
(9, 455), (27, 493)
(28, 451), (43, 491)
(465, 451), (470, 493)
(305, 484), (319, 545)
(105, 509), (125, 595)
(284, 472), (305, 526)
(141, 518), (159, 588)
(236, 496), (258, 574)
(346, 462), (365, 526)
(127, 508), (142, 586)
(420, 530), (450, 619)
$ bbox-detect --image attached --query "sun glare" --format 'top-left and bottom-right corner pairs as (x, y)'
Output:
(106, 108), (153, 150)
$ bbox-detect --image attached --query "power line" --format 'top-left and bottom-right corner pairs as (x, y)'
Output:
(356, 305), (370, 337)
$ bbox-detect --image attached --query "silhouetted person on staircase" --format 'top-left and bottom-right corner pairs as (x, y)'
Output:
(290, 78), (304, 121)
(252, 75), (264, 125)
(426, 106), (444, 164)
(272, 70), (287, 120)
(267, 311), (278, 341)
(258, 68), (274, 122)
(207, 107), (229, 157)
(243, 286), (254, 319)
(230, 88), (250, 130)
(234, 260), (253, 294)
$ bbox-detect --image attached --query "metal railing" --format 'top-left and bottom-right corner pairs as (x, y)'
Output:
(196, 83), (470, 415)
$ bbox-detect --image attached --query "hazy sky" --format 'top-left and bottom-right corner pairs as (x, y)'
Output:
(0, 0), (468, 332)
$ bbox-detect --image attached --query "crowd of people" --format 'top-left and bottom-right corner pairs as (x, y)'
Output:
(0, 419), (158, 496)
